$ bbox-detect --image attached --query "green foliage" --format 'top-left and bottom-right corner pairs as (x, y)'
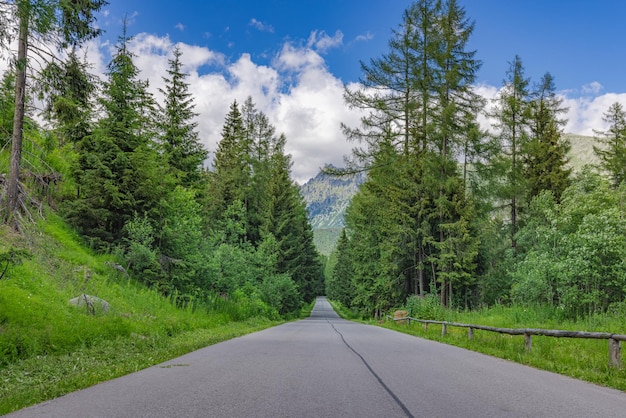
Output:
(122, 213), (161, 287)
(0, 214), (289, 414)
(326, 229), (356, 307)
(259, 273), (303, 316)
(593, 102), (626, 188)
(512, 170), (626, 318)
(158, 46), (207, 188)
(405, 294), (446, 321)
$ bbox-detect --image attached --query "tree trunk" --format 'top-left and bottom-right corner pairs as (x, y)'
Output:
(5, 13), (28, 226)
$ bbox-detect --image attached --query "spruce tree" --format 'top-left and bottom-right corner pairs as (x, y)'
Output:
(266, 134), (322, 302)
(209, 100), (251, 224)
(526, 72), (571, 201)
(327, 229), (356, 306)
(593, 102), (626, 188)
(38, 48), (97, 147)
(158, 46), (207, 188)
(241, 97), (275, 245)
(65, 27), (163, 247)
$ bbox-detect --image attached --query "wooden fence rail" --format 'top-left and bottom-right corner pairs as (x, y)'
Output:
(387, 315), (626, 368)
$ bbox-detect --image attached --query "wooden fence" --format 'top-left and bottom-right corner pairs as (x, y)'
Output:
(387, 314), (626, 368)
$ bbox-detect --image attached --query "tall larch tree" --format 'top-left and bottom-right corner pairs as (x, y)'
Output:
(427, 0), (482, 306)
(485, 55), (531, 250)
(340, 0), (482, 309)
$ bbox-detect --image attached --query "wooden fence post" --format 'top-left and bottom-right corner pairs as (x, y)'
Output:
(423, 323), (428, 331)
(468, 327), (474, 340)
(524, 333), (532, 352)
(442, 323), (447, 336)
(609, 338), (621, 368)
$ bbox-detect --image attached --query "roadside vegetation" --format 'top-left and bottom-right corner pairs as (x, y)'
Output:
(0, 216), (317, 415)
(1, 2), (322, 414)
(330, 299), (626, 391)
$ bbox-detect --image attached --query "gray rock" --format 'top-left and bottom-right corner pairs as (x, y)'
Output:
(69, 294), (110, 315)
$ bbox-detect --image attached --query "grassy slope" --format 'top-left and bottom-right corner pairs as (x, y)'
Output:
(0, 214), (285, 415)
(313, 228), (342, 256)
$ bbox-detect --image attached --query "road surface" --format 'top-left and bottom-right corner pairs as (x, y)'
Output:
(7, 296), (626, 417)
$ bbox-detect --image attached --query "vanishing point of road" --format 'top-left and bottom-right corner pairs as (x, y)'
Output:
(7, 296), (626, 417)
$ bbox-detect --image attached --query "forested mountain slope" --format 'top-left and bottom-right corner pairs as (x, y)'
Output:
(300, 167), (365, 230)
(300, 168), (365, 255)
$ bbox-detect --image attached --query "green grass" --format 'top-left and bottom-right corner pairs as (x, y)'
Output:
(0, 215), (287, 415)
(382, 305), (626, 391)
(329, 300), (626, 391)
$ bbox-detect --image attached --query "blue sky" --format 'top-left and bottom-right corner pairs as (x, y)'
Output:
(100, 0), (626, 93)
(67, 1), (626, 181)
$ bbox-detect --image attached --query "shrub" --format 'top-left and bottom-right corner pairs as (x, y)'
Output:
(405, 294), (446, 321)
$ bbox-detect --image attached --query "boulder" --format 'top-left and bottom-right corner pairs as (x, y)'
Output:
(69, 294), (110, 315)
(394, 309), (409, 325)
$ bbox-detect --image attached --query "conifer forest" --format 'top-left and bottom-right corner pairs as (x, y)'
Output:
(2, 0), (626, 322)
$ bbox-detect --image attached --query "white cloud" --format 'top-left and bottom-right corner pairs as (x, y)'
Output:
(472, 82), (626, 138)
(563, 93), (626, 136)
(274, 42), (325, 73)
(5, 32), (626, 184)
(102, 33), (358, 183)
(175, 23), (185, 31)
(307, 30), (343, 53)
(354, 32), (374, 43)
(249, 18), (274, 33)
(582, 81), (603, 95)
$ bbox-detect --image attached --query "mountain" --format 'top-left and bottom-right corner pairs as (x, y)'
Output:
(301, 167), (366, 229)
(564, 133), (599, 169)
(300, 167), (365, 255)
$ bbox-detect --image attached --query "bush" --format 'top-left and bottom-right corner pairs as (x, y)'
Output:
(405, 294), (446, 321)
(259, 274), (303, 316)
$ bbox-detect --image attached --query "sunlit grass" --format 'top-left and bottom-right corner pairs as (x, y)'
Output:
(0, 216), (286, 415)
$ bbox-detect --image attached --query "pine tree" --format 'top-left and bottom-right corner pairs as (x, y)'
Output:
(593, 102), (626, 188)
(526, 72), (571, 201)
(65, 26), (163, 247)
(38, 48), (97, 147)
(209, 100), (251, 223)
(158, 46), (207, 188)
(327, 229), (356, 306)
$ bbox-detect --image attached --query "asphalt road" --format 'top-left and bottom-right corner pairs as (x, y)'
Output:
(7, 297), (626, 417)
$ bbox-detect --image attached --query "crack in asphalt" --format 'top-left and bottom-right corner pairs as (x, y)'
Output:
(327, 318), (414, 418)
